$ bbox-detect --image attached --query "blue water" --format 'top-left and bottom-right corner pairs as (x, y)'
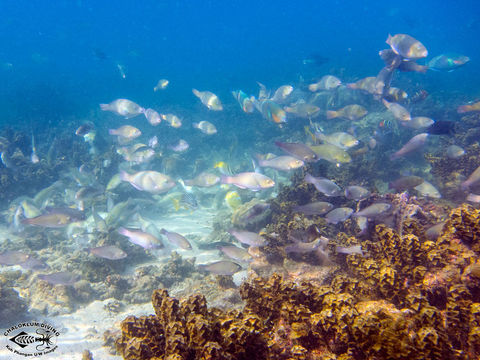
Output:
(1, 0), (478, 130)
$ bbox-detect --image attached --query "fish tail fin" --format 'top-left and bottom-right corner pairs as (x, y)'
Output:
(99, 104), (109, 111)
(108, 129), (117, 135)
(326, 111), (337, 119)
(117, 227), (128, 236)
(159, 228), (167, 235)
(308, 83), (318, 92)
(346, 83), (357, 89)
(192, 88), (200, 97)
(386, 34), (392, 45)
(457, 105), (470, 113)
(192, 122), (199, 129)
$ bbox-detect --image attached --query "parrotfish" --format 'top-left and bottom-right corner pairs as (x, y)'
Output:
(192, 89), (223, 110)
(160, 229), (192, 250)
(390, 133), (429, 160)
(386, 34), (428, 60)
(228, 229), (268, 247)
(275, 141), (318, 162)
(197, 260), (242, 275)
(304, 173), (342, 197)
(118, 227), (162, 249)
(221, 172), (274, 191)
(100, 99), (145, 118)
(119, 171), (176, 194)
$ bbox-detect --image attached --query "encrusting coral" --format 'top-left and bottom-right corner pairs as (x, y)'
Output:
(115, 204), (480, 359)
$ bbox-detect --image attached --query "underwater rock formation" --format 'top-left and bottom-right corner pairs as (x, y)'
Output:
(115, 204), (480, 359)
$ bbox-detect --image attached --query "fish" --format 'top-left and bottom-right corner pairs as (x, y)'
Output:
(326, 104), (367, 121)
(304, 173), (342, 197)
(336, 245), (363, 256)
(389, 176), (424, 191)
(402, 116), (435, 130)
(308, 75), (341, 91)
(285, 236), (328, 254)
(426, 121), (455, 135)
(256, 82), (271, 100)
(224, 191), (242, 210)
(427, 54), (470, 71)
(37, 271), (80, 286)
(293, 201), (334, 216)
(462, 165), (480, 190)
(384, 87), (408, 103)
(154, 79), (169, 91)
(255, 99), (287, 124)
(373, 66), (395, 97)
(325, 207), (354, 224)
(161, 113), (183, 128)
(309, 144), (351, 164)
(219, 246), (253, 262)
(446, 145), (465, 159)
(386, 33), (428, 59)
(192, 89), (223, 110)
(118, 227), (162, 249)
(398, 61), (428, 73)
(20, 200), (42, 218)
(214, 161), (233, 175)
(284, 101), (321, 119)
(106, 174), (122, 191)
(414, 180), (441, 199)
(274, 141), (318, 162)
(302, 53), (329, 67)
(0, 250), (29, 266)
(108, 125), (141, 140)
(345, 186), (370, 200)
(382, 99), (411, 121)
(353, 203), (391, 219)
(76, 122), (95, 136)
(193, 121), (217, 135)
(100, 99), (144, 118)
(425, 222), (445, 240)
(271, 85), (293, 103)
(379, 49), (403, 69)
(117, 63), (126, 79)
(347, 76), (377, 94)
(160, 229), (192, 249)
(232, 90), (255, 113)
(143, 108), (162, 126)
(315, 131), (359, 150)
(185, 172), (220, 187)
(457, 101), (480, 114)
(197, 260), (242, 275)
(168, 139), (189, 152)
(30, 133), (39, 164)
(148, 136), (159, 148)
(228, 229), (268, 247)
(119, 171), (176, 194)
(90, 245), (127, 260)
(75, 186), (103, 201)
(221, 172), (274, 191)
(22, 208), (85, 227)
(467, 193), (480, 203)
(255, 154), (304, 171)
(20, 256), (49, 271)
(390, 133), (429, 160)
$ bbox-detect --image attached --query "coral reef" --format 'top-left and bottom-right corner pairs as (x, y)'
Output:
(115, 204), (480, 359)
(0, 271), (28, 324)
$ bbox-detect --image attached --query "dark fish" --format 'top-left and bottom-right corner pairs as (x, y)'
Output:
(302, 53), (329, 67)
(293, 201), (334, 216)
(0, 250), (29, 266)
(75, 186), (104, 201)
(75, 122), (95, 136)
(398, 61), (428, 73)
(389, 176), (424, 191)
(90, 245), (127, 260)
(426, 121), (456, 135)
(37, 271), (80, 286)
(243, 203), (271, 221)
(274, 141), (318, 162)
(379, 49), (403, 70)
(93, 48), (107, 60)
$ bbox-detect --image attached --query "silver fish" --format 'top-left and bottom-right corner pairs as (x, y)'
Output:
(353, 203), (391, 219)
(325, 207), (354, 224)
(285, 236), (329, 254)
(345, 186), (370, 200)
(160, 229), (192, 249)
(90, 245), (127, 260)
(219, 246), (253, 262)
(118, 227), (162, 249)
(37, 271), (80, 286)
(197, 260), (241, 275)
(390, 133), (429, 160)
(293, 201), (334, 216)
(275, 141), (318, 162)
(221, 172), (274, 191)
(228, 229), (268, 246)
(304, 173), (342, 197)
